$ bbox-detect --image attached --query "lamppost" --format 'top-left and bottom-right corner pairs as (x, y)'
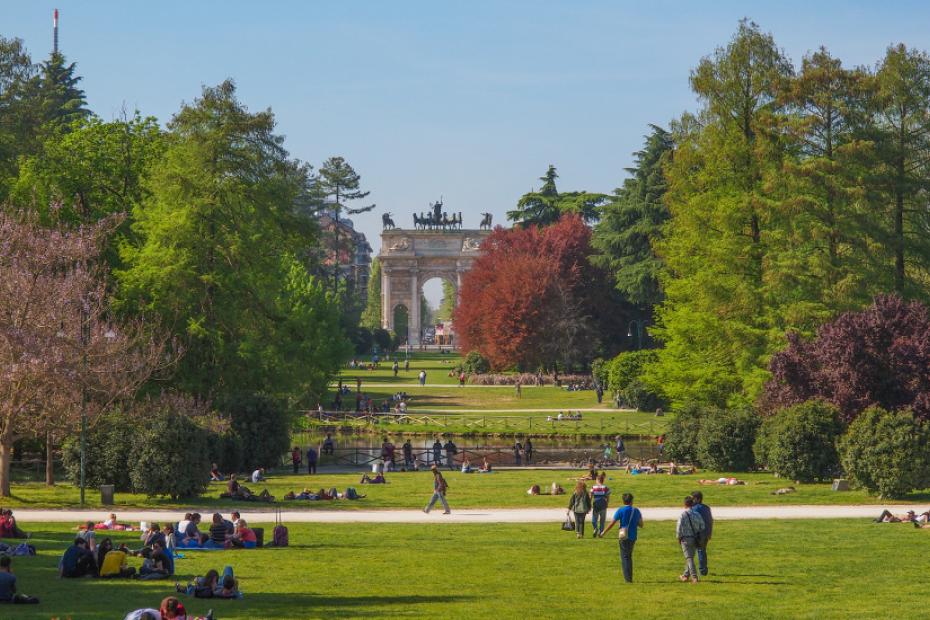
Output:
(627, 319), (645, 350)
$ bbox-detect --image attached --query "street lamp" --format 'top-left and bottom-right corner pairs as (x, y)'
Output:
(627, 319), (645, 350)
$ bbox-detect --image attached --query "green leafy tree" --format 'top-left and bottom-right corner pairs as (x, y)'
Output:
(755, 400), (843, 482)
(0, 36), (39, 199)
(592, 125), (673, 308)
(117, 80), (348, 403)
(507, 165), (605, 227)
(360, 257), (382, 329)
(435, 280), (456, 321)
(646, 21), (793, 407)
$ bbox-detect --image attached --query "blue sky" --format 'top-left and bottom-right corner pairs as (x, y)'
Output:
(4, 1), (927, 305)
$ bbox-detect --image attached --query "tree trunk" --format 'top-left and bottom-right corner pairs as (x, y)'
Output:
(0, 431), (13, 497)
(45, 430), (54, 486)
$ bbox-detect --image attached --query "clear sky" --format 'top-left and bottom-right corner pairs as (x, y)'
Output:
(4, 1), (928, 305)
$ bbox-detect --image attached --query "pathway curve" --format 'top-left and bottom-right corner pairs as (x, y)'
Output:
(11, 504), (911, 524)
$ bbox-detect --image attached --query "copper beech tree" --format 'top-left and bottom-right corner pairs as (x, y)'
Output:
(0, 212), (173, 496)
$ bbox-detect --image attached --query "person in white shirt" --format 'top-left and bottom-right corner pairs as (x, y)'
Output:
(251, 468), (265, 484)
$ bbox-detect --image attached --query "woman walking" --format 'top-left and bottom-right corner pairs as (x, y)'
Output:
(568, 481), (592, 539)
(424, 466), (451, 514)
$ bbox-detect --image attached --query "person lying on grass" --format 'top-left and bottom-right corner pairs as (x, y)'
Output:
(0, 556), (39, 604)
(361, 473), (387, 484)
(874, 509), (930, 524)
(698, 478), (745, 486)
(177, 566), (243, 599)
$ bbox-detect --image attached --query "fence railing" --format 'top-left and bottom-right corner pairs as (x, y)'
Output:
(299, 411), (662, 436)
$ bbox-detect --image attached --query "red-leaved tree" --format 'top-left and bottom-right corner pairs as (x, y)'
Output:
(761, 295), (930, 422)
(0, 212), (175, 495)
(455, 215), (619, 370)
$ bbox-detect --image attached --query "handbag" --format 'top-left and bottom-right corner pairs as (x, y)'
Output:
(561, 510), (575, 531)
(618, 507), (632, 540)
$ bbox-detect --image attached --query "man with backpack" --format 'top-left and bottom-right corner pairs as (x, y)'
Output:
(601, 493), (643, 583)
(423, 465), (451, 514)
(589, 473), (611, 537)
(691, 491), (713, 576)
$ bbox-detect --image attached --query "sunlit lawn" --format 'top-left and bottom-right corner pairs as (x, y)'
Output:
(2, 519), (927, 619)
(4, 470), (927, 511)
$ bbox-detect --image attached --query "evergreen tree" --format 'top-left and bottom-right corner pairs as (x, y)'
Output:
(591, 124), (673, 309)
(317, 156), (375, 291)
(37, 51), (90, 131)
(0, 36), (39, 199)
(507, 164), (605, 227)
(360, 257), (382, 329)
(435, 280), (456, 321)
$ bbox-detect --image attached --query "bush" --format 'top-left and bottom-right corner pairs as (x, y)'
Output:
(62, 409), (136, 491)
(350, 327), (373, 355)
(755, 400), (843, 482)
(606, 350), (658, 393)
(620, 378), (663, 411)
(838, 406), (930, 498)
(129, 410), (211, 499)
(372, 328), (393, 353)
(697, 407), (758, 471)
(222, 394), (291, 471)
(462, 351), (491, 374)
(663, 403), (704, 465)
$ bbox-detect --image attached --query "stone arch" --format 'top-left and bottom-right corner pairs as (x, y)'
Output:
(379, 226), (491, 346)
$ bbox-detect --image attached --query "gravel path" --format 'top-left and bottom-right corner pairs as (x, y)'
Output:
(10, 504), (915, 524)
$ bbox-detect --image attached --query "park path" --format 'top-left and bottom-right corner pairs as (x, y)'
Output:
(11, 504), (911, 525)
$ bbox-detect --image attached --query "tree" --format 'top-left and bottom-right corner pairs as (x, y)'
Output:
(754, 400), (842, 482)
(317, 156), (375, 291)
(507, 165), (606, 227)
(0, 36), (40, 199)
(435, 280), (456, 322)
(455, 215), (622, 370)
(646, 20), (794, 407)
(762, 295), (930, 423)
(0, 212), (172, 495)
(592, 125), (673, 309)
(36, 51), (90, 132)
(116, 80), (349, 403)
(360, 257), (382, 329)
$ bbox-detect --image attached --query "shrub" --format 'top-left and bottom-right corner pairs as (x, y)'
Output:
(663, 403), (704, 465)
(755, 400), (843, 482)
(621, 378), (663, 412)
(222, 394), (292, 471)
(372, 328), (393, 353)
(697, 407), (758, 471)
(606, 350), (659, 393)
(351, 327), (373, 355)
(62, 409), (136, 491)
(838, 406), (930, 498)
(462, 351), (491, 374)
(129, 410), (211, 499)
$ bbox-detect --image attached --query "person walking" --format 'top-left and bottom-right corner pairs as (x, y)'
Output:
(458, 371), (466, 387)
(590, 473), (611, 537)
(424, 465), (451, 514)
(676, 496), (706, 583)
(432, 438), (442, 467)
(392, 360), (399, 377)
(691, 491), (713, 576)
(306, 446), (318, 475)
(514, 381), (522, 398)
(615, 436), (626, 462)
(601, 493), (643, 583)
(291, 447), (301, 474)
(404, 359), (410, 372)
(403, 439), (414, 469)
(568, 481), (592, 539)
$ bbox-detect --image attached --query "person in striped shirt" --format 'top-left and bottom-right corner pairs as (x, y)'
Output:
(589, 473), (611, 537)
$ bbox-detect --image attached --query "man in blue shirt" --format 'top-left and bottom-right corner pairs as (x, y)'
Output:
(0, 556), (38, 604)
(601, 493), (643, 583)
(691, 491), (713, 576)
(59, 537), (96, 578)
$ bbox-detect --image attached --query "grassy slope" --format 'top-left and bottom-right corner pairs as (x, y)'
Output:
(5, 470), (929, 510)
(3, 519), (927, 619)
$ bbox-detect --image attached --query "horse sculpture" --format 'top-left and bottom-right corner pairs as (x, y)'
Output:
(382, 212), (396, 230)
(480, 212), (493, 230)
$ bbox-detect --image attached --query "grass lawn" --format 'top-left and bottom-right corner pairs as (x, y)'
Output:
(329, 385), (612, 411)
(2, 519), (926, 618)
(337, 351), (467, 386)
(4, 470), (928, 510)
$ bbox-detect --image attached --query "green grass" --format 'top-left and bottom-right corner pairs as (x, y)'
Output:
(337, 351), (465, 385)
(331, 384), (611, 411)
(4, 470), (928, 510)
(2, 519), (927, 618)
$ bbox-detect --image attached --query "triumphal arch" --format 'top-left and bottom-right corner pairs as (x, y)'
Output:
(379, 202), (492, 345)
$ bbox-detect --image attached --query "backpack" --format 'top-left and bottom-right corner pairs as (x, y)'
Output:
(345, 487), (359, 500)
(272, 509), (289, 547)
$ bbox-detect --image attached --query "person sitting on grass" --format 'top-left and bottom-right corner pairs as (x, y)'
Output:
(210, 463), (223, 481)
(139, 541), (172, 580)
(159, 596), (214, 620)
(78, 520), (98, 553)
(461, 458), (473, 474)
(0, 556), (39, 604)
(98, 539), (137, 579)
(360, 472), (386, 484)
(229, 519), (257, 549)
(479, 458), (493, 473)
(135, 523), (166, 555)
(251, 468), (266, 484)
(59, 537), (97, 578)
(0, 510), (28, 539)
(182, 513), (208, 546)
(206, 513), (229, 548)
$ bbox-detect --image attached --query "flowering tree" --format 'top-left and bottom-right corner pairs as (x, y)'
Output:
(455, 215), (621, 370)
(761, 295), (930, 422)
(0, 212), (173, 495)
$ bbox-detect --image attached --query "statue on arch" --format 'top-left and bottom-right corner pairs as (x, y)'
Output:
(382, 212), (396, 229)
(480, 213), (493, 230)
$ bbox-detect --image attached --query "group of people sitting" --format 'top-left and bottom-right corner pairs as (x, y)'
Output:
(527, 482), (567, 495)
(219, 473), (274, 502)
(124, 596), (215, 620)
(459, 457), (493, 474)
(0, 509), (28, 539)
(564, 381), (593, 391)
(59, 531), (173, 580)
(626, 461), (697, 475)
(546, 411), (583, 422)
(284, 487), (363, 500)
(176, 565), (242, 599)
(176, 512), (257, 549)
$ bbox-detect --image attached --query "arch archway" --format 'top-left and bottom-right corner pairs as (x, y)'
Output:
(380, 226), (490, 346)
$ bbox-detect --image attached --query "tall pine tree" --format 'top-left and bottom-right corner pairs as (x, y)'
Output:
(507, 164), (605, 227)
